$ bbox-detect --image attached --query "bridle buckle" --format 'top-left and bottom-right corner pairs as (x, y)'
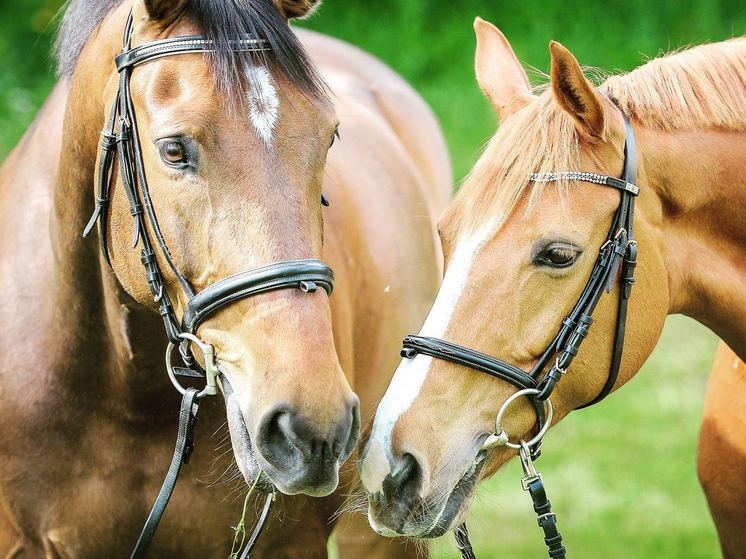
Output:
(554, 357), (567, 376)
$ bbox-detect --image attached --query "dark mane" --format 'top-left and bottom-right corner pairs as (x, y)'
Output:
(54, 0), (326, 100)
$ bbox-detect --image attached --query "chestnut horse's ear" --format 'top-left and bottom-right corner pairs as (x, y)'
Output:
(273, 0), (322, 19)
(141, 0), (189, 23)
(474, 17), (533, 121)
(549, 41), (605, 138)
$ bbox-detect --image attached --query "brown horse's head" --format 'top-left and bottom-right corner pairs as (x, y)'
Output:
(360, 18), (668, 536)
(103, 0), (358, 497)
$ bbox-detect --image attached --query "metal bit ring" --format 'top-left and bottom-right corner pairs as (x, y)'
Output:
(165, 333), (219, 399)
(481, 388), (553, 451)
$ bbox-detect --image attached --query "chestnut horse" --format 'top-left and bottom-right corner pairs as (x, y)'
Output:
(360, 17), (746, 555)
(0, 0), (450, 557)
(700, 343), (746, 558)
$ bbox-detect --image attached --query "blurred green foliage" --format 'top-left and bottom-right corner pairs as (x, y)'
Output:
(2, 0), (745, 172)
(0, 0), (60, 157)
(0, 1), (738, 557)
(297, 0), (746, 177)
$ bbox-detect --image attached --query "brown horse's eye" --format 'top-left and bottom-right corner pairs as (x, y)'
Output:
(535, 243), (581, 269)
(157, 139), (189, 168)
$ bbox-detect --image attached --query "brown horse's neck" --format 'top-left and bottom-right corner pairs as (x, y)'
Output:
(50, 6), (173, 417)
(643, 126), (746, 358)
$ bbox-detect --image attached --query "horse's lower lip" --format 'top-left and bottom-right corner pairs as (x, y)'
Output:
(419, 455), (486, 538)
(223, 380), (275, 493)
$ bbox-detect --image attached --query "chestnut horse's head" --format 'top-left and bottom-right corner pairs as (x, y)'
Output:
(360, 18), (668, 536)
(96, 0), (357, 497)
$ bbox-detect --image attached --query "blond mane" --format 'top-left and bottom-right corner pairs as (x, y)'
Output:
(446, 38), (746, 238)
(603, 38), (746, 131)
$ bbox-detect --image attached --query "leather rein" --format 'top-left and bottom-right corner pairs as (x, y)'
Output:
(83, 13), (334, 558)
(401, 113), (639, 559)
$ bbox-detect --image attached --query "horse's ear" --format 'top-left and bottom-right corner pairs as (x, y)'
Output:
(140, 0), (189, 23)
(273, 0), (322, 19)
(549, 41), (605, 138)
(474, 17), (533, 121)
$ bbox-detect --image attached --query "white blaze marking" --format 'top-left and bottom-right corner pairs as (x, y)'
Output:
(360, 224), (494, 492)
(246, 66), (279, 146)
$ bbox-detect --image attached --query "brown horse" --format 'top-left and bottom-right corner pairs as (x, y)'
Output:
(359, 16), (746, 553)
(0, 0), (450, 557)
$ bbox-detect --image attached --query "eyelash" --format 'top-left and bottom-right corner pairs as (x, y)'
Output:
(330, 127), (340, 148)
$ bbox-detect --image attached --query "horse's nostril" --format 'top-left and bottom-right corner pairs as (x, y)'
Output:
(255, 400), (360, 479)
(338, 400), (361, 462)
(257, 408), (311, 463)
(384, 452), (424, 502)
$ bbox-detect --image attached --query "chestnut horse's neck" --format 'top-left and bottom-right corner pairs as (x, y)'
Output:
(644, 126), (746, 358)
(51, 6), (173, 416)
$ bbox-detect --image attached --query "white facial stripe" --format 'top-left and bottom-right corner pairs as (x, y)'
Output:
(246, 66), (279, 146)
(361, 225), (494, 492)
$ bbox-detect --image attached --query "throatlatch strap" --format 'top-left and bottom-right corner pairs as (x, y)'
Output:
(130, 388), (199, 559)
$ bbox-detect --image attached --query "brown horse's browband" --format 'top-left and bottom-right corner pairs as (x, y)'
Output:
(83, 12), (334, 559)
(402, 112), (639, 559)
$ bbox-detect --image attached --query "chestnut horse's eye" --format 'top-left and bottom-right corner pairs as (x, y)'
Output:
(535, 243), (581, 269)
(157, 139), (189, 168)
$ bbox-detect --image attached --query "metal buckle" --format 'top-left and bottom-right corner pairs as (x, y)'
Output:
(166, 333), (219, 399)
(537, 512), (557, 523)
(554, 357), (567, 376)
(480, 388), (553, 451)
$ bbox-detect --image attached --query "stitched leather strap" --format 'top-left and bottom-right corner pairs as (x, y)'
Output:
(577, 115), (638, 407)
(130, 388), (199, 559)
(402, 336), (538, 389)
(182, 259), (334, 333)
(401, 335), (546, 450)
(526, 476), (566, 559)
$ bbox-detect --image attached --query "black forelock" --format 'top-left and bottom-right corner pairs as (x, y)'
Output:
(55, 0), (327, 101)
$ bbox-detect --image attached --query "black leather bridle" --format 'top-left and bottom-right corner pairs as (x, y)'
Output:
(401, 113), (639, 559)
(83, 13), (334, 559)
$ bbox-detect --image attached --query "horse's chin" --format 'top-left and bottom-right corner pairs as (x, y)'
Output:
(368, 453), (486, 539)
(419, 454), (486, 538)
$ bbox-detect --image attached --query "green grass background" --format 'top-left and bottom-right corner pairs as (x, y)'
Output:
(1, 1), (742, 557)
